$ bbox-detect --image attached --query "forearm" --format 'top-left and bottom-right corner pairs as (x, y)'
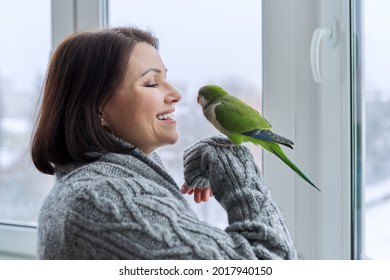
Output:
(214, 156), (296, 259)
(63, 180), (259, 259)
(184, 137), (297, 259)
(64, 176), (294, 260)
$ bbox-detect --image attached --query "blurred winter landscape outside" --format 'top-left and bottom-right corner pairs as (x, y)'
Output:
(0, 0), (388, 259)
(363, 0), (390, 260)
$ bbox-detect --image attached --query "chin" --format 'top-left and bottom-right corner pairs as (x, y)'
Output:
(168, 133), (179, 145)
(165, 131), (180, 145)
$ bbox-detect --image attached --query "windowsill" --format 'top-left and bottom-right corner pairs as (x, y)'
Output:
(0, 223), (37, 259)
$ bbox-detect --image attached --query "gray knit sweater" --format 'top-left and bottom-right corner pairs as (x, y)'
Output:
(37, 135), (297, 259)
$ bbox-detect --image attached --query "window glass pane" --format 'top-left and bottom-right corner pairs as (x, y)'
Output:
(364, 0), (390, 259)
(109, 0), (262, 228)
(0, 0), (53, 225)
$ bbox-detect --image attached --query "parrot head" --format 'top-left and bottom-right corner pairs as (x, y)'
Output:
(197, 85), (228, 107)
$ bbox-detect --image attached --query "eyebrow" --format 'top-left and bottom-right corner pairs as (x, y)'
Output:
(140, 68), (167, 77)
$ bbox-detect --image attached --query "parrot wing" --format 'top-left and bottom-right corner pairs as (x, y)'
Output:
(214, 95), (272, 133)
(214, 96), (294, 149)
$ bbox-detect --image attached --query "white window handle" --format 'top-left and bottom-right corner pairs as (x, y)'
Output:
(310, 18), (338, 83)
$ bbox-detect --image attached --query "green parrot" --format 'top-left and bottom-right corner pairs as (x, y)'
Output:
(197, 84), (319, 191)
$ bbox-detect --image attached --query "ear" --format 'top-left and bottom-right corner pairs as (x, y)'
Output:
(100, 116), (109, 127)
(98, 108), (111, 132)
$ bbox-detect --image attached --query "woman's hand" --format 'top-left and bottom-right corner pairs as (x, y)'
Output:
(183, 136), (259, 201)
(181, 183), (213, 203)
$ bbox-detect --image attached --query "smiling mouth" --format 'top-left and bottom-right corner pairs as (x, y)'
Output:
(156, 112), (175, 121)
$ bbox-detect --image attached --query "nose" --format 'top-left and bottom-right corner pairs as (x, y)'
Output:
(165, 83), (182, 104)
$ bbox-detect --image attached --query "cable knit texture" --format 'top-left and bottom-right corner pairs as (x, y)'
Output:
(37, 135), (297, 259)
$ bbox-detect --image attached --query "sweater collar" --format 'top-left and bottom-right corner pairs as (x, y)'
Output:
(101, 134), (178, 186)
(55, 133), (177, 188)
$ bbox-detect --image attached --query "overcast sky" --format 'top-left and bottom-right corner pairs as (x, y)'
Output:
(0, 0), (262, 95)
(108, 0), (262, 96)
(0, 0), (50, 92)
(0, 0), (389, 95)
(364, 0), (390, 95)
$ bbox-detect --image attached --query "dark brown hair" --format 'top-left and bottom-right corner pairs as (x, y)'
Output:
(31, 27), (159, 175)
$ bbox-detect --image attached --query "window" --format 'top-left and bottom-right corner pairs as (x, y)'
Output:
(109, 0), (263, 228)
(0, 0), (53, 226)
(362, 0), (390, 260)
(263, 0), (388, 260)
(263, 0), (353, 259)
(3, 0), (384, 261)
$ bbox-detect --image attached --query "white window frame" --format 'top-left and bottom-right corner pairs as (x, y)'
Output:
(0, 224), (36, 259)
(52, 0), (108, 48)
(1, 0), (359, 260)
(263, 0), (354, 259)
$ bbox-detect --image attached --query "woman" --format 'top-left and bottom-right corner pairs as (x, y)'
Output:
(31, 27), (297, 259)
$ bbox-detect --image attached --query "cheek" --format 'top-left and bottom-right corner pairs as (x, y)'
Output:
(104, 91), (162, 135)
(119, 101), (156, 134)
(104, 96), (136, 129)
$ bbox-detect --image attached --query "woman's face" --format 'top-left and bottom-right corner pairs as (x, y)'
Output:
(102, 42), (182, 155)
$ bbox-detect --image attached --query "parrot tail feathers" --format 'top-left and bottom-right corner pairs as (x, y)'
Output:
(265, 143), (320, 192)
(242, 129), (294, 149)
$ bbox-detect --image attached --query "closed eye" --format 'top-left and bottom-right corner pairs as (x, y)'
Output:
(145, 83), (158, 88)
(144, 79), (159, 88)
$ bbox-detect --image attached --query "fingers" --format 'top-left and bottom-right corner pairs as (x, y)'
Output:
(181, 184), (212, 203)
(194, 189), (202, 203)
(201, 187), (211, 202)
(180, 184), (191, 194)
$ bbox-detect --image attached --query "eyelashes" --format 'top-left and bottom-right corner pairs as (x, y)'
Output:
(144, 81), (158, 88)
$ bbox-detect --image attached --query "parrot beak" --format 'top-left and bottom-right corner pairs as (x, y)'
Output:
(197, 95), (200, 104)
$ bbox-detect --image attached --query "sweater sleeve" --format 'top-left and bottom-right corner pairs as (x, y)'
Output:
(59, 138), (296, 260)
(183, 136), (297, 259)
(62, 176), (296, 259)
